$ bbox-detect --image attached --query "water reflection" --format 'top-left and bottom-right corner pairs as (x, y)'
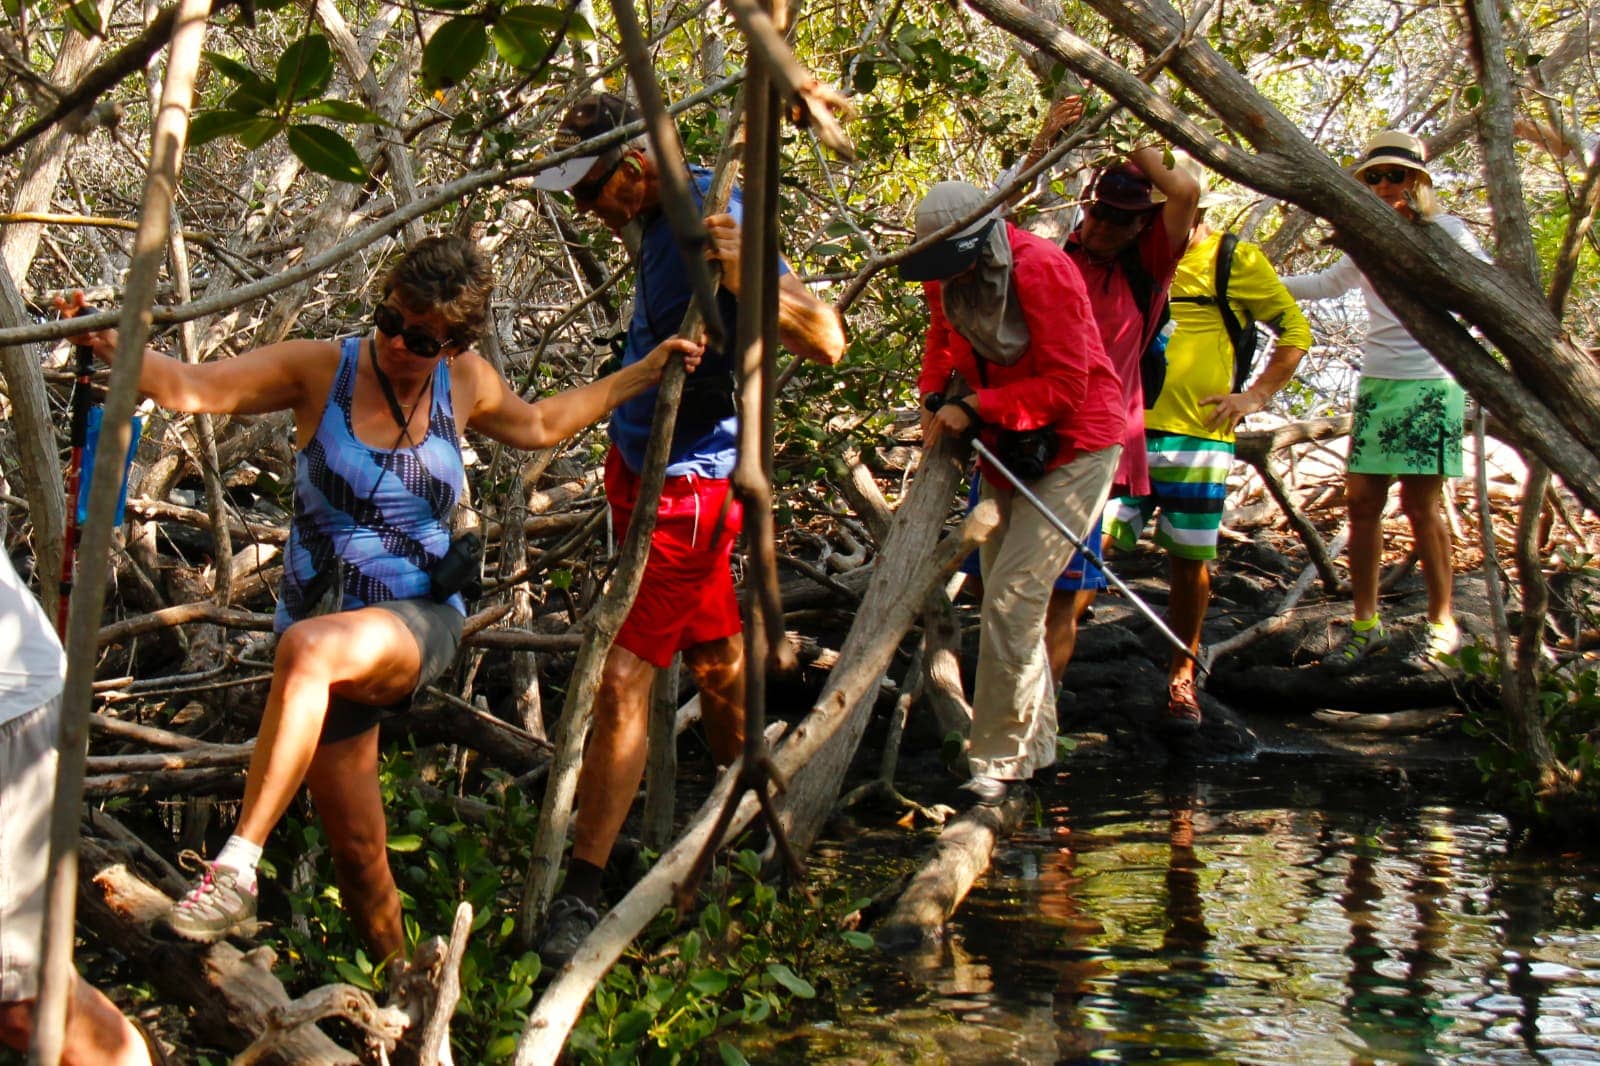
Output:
(764, 755), (1600, 1064)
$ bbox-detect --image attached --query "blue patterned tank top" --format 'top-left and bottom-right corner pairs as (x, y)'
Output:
(276, 335), (466, 630)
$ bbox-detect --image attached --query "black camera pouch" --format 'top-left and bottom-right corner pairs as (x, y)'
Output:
(994, 427), (1059, 482)
(430, 532), (483, 603)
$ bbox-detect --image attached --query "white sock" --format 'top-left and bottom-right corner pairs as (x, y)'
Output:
(214, 835), (263, 892)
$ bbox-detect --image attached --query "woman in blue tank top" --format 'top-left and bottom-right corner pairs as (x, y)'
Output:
(61, 235), (702, 965)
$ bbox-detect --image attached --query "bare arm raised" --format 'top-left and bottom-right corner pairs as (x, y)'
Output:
(56, 290), (327, 420)
(704, 214), (847, 366)
(464, 335), (705, 451)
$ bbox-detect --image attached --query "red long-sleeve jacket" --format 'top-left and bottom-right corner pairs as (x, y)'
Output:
(917, 224), (1125, 479)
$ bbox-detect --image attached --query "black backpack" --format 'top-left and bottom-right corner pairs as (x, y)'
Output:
(1114, 245), (1172, 409)
(1169, 232), (1264, 395)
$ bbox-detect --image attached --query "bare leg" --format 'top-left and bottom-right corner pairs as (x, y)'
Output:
(571, 645), (656, 871)
(1399, 475), (1453, 623)
(1166, 556), (1210, 684)
(1045, 588), (1098, 684)
(234, 608), (423, 847)
(1344, 473), (1392, 620)
(0, 976), (152, 1065)
(304, 726), (403, 963)
(683, 635), (745, 767)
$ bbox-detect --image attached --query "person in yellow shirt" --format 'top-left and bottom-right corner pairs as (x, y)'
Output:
(1106, 157), (1312, 730)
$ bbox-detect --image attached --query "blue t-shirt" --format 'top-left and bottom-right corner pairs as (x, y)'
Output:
(608, 169), (787, 479)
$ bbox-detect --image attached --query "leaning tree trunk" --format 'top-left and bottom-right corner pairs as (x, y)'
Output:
(32, 0), (212, 1058)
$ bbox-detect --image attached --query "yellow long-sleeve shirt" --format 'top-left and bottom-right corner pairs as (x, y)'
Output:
(1146, 230), (1313, 443)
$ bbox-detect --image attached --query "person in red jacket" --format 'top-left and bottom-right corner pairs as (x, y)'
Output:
(904, 180), (1125, 805)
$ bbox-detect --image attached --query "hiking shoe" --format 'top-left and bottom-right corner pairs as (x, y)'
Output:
(1162, 677), (1202, 733)
(157, 855), (258, 943)
(960, 774), (1009, 806)
(537, 895), (600, 968)
(1407, 619), (1462, 669)
(1324, 619), (1388, 673)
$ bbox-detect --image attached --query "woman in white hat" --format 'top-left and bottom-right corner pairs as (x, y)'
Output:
(1281, 130), (1489, 670)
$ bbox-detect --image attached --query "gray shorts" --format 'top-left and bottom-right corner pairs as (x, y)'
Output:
(320, 598), (464, 745)
(1, 695), (61, 1003)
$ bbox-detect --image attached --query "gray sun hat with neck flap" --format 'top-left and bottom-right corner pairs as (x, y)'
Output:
(899, 181), (999, 282)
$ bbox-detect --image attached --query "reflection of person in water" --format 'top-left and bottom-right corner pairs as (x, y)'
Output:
(1339, 814), (1453, 1061)
(1162, 771), (1212, 964)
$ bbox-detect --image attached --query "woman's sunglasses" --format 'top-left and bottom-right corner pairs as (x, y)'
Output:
(1089, 201), (1150, 227)
(373, 304), (452, 359)
(571, 151), (624, 203)
(1362, 167), (1414, 186)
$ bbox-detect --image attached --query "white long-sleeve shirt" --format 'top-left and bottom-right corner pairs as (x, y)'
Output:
(0, 550), (65, 728)
(1281, 213), (1489, 380)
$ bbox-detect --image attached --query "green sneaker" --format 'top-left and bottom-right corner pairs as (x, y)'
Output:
(1325, 618), (1388, 673)
(157, 854), (258, 943)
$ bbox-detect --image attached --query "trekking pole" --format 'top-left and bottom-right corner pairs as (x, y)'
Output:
(56, 306), (96, 638)
(968, 437), (1207, 677)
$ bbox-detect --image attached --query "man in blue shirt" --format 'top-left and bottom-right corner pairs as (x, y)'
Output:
(531, 94), (845, 963)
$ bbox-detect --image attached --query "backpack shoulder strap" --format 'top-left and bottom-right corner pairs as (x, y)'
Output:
(1214, 232), (1247, 345)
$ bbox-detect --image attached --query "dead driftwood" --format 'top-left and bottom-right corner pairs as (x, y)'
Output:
(75, 837), (360, 1063)
(231, 985), (407, 1065)
(875, 788), (1033, 953)
(1312, 707), (1459, 734)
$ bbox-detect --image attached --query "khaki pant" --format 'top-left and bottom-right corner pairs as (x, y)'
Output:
(970, 445), (1119, 780)
(1, 695), (60, 1003)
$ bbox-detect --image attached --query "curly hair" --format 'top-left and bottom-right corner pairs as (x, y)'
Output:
(380, 235), (495, 348)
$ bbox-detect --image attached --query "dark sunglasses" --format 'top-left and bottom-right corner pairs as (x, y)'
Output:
(570, 151), (624, 203)
(1362, 167), (1413, 186)
(1089, 201), (1149, 227)
(373, 303), (452, 359)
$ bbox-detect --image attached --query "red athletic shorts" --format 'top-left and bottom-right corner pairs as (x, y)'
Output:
(605, 447), (744, 668)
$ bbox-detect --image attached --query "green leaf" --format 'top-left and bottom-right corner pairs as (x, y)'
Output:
(422, 16), (488, 90)
(62, 0), (101, 37)
(491, 5), (563, 70)
(718, 1042), (752, 1066)
(236, 116), (284, 150)
(334, 959), (376, 990)
(205, 52), (275, 110)
(296, 99), (388, 125)
(765, 962), (815, 998)
(840, 930), (874, 950)
(387, 833), (424, 852)
(610, 1007), (653, 1045)
(189, 109), (268, 146)
(688, 969), (731, 996)
(680, 930), (702, 964)
(286, 124), (367, 183)
(1464, 85), (1482, 107)
(276, 34), (333, 104)
(485, 1034), (518, 1062)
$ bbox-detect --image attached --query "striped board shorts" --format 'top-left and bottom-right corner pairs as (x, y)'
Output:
(1106, 431), (1233, 561)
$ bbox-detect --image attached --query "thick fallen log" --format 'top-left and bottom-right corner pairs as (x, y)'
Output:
(83, 765), (245, 798)
(1312, 707), (1458, 733)
(75, 837), (359, 1063)
(875, 788), (1033, 952)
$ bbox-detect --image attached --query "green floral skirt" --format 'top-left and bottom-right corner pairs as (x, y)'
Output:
(1348, 376), (1465, 477)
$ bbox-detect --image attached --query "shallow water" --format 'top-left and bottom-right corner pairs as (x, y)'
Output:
(763, 755), (1600, 1065)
